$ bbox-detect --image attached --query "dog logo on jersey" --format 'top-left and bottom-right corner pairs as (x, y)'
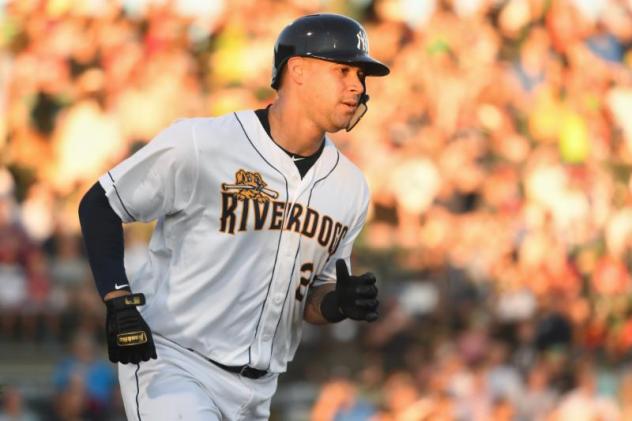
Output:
(221, 169), (279, 202)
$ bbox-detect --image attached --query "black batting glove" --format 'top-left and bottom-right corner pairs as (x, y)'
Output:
(321, 259), (379, 323)
(105, 293), (157, 364)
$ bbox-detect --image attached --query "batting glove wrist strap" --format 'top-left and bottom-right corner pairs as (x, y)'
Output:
(106, 293), (145, 311)
(320, 290), (346, 323)
(105, 293), (157, 364)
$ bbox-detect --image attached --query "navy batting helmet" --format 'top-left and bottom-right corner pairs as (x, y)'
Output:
(271, 13), (390, 90)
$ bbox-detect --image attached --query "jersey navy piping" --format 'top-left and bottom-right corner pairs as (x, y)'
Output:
(306, 151), (342, 270)
(306, 151), (340, 203)
(266, 150), (340, 370)
(185, 119), (202, 213)
(233, 112), (289, 367)
(134, 363), (142, 421)
(107, 171), (136, 222)
(266, 242), (301, 371)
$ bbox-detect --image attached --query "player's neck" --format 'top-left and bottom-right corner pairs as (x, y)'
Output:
(268, 98), (325, 156)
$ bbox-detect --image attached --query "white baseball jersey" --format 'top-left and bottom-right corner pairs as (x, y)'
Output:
(99, 110), (370, 373)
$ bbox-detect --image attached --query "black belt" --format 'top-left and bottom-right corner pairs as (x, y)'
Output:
(188, 349), (268, 379)
(208, 359), (268, 380)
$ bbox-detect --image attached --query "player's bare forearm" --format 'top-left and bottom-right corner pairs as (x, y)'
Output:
(303, 283), (337, 325)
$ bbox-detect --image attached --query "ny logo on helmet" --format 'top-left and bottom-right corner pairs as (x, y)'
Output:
(356, 31), (369, 52)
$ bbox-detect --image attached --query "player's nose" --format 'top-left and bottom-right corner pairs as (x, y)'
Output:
(347, 69), (363, 94)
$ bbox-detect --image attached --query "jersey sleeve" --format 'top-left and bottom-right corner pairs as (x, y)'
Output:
(312, 183), (370, 287)
(98, 119), (199, 223)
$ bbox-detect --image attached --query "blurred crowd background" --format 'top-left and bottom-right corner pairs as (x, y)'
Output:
(2, 0), (632, 419)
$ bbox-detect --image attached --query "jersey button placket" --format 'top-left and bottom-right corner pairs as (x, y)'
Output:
(257, 189), (299, 361)
(260, 254), (290, 347)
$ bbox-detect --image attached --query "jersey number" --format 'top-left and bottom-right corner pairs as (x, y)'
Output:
(295, 262), (314, 302)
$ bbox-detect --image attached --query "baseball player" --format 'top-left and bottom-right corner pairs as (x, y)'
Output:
(78, 13), (388, 420)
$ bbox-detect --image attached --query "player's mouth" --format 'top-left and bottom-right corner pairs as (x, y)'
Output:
(341, 101), (358, 112)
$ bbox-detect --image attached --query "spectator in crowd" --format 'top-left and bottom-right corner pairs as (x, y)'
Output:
(0, 386), (39, 421)
(553, 363), (621, 421)
(515, 363), (557, 421)
(52, 332), (116, 419)
(0, 172), (50, 341)
(310, 376), (376, 421)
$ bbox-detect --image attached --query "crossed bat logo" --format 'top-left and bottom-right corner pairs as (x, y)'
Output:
(221, 169), (279, 202)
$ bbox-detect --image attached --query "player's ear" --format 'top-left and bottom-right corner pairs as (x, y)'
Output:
(286, 56), (306, 86)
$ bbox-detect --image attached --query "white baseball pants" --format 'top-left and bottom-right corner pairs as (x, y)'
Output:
(118, 335), (279, 420)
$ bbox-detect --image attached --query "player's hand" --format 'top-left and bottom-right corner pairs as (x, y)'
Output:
(335, 259), (379, 322)
(105, 293), (157, 364)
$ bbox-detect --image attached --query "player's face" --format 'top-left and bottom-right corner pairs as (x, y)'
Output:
(302, 59), (365, 132)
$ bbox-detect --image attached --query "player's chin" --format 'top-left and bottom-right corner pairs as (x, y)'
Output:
(326, 111), (354, 132)
(325, 119), (350, 133)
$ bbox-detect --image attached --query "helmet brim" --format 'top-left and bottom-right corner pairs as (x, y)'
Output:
(305, 53), (390, 77)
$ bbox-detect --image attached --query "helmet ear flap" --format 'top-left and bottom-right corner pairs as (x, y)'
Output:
(276, 44), (295, 63)
(272, 44), (296, 90)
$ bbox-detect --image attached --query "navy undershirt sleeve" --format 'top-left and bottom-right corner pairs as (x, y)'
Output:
(78, 182), (131, 300)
